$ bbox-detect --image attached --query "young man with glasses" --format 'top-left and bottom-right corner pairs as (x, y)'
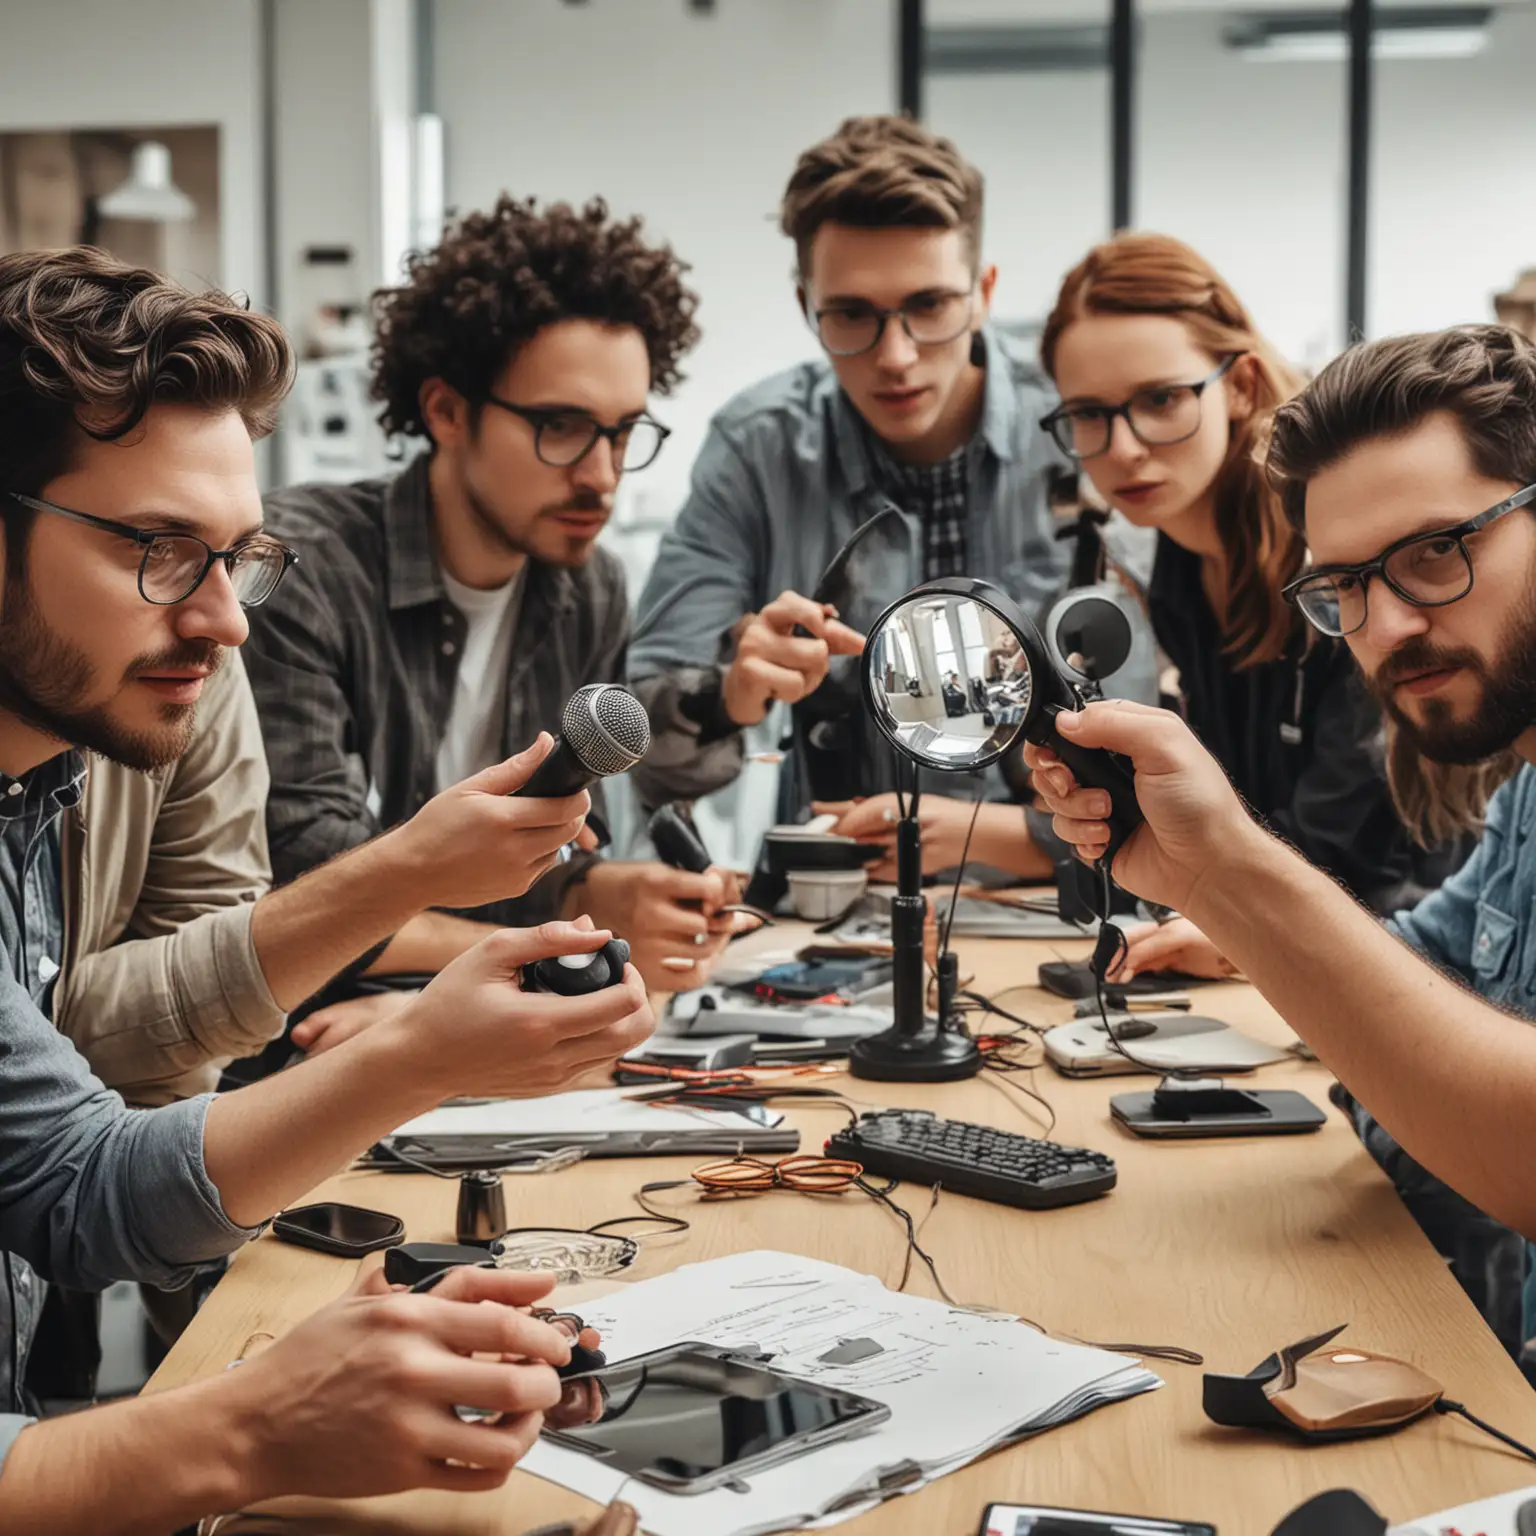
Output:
(1026, 324), (1536, 1362)
(246, 197), (740, 1050)
(0, 246), (654, 1527)
(628, 115), (1106, 880)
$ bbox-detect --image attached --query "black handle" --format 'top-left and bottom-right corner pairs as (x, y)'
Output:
(1033, 704), (1143, 863)
(649, 804), (711, 874)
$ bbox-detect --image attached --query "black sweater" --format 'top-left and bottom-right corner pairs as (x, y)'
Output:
(1148, 535), (1460, 912)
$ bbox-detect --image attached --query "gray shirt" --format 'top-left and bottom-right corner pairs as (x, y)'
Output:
(0, 752), (256, 1466)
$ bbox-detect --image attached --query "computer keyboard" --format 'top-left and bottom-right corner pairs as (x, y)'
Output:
(825, 1108), (1117, 1211)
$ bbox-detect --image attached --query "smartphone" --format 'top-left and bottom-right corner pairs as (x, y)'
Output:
(1110, 1088), (1326, 1139)
(542, 1341), (890, 1494)
(734, 956), (891, 1002)
(271, 1202), (405, 1257)
(980, 1504), (1215, 1535)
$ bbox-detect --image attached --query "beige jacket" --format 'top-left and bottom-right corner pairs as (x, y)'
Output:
(54, 654), (286, 1106)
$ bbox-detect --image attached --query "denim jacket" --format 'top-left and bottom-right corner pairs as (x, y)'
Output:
(1390, 763), (1536, 1006)
(628, 329), (1156, 813)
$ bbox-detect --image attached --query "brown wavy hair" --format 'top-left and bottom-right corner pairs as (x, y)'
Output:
(0, 245), (291, 513)
(779, 115), (984, 275)
(1041, 233), (1305, 667)
(1267, 324), (1536, 843)
(371, 195), (700, 440)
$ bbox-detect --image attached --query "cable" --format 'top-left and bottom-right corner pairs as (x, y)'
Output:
(1436, 1398), (1536, 1462)
(938, 780), (985, 961)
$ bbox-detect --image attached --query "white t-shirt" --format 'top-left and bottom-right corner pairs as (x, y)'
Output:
(434, 566), (526, 792)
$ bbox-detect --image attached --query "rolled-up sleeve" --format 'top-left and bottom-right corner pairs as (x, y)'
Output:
(0, 974), (256, 1294)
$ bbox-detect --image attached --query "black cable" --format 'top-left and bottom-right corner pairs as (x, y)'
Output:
(1436, 1398), (1536, 1462)
(939, 779), (985, 961)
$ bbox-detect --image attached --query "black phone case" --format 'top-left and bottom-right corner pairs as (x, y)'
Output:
(1110, 1088), (1326, 1139)
(270, 1202), (405, 1258)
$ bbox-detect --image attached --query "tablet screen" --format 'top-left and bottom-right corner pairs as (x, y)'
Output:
(547, 1345), (882, 1486)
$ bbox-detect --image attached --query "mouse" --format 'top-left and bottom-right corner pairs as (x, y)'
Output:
(1109, 1018), (1158, 1041)
(557, 1340), (607, 1379)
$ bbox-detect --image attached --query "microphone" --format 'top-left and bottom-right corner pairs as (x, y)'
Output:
(513, 684), (651, 798)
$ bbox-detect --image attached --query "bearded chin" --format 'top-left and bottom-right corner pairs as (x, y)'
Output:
(0, 584), (199, 773)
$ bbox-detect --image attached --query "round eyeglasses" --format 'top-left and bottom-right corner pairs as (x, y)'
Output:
(482, 397), (670, 472)
(1040, 355), (1241, 462)
(8, 493), (296, 607)
(1283, 483), (1536, 638)
(810, 289), (975, 358)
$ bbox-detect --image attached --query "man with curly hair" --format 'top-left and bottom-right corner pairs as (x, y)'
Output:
(629, 116), (1098, 882)
(245, 196), (740, 1050)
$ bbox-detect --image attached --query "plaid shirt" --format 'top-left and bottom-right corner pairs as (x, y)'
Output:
(245, 453), (629, 927)
(886, 447), (970, 581)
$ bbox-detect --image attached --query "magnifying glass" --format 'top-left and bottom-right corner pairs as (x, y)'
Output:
(859, 577), (1143, 861)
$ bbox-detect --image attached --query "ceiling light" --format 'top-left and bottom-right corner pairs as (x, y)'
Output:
(97, 141), (195, 223)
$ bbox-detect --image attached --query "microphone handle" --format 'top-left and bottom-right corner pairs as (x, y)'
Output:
(511, 736), (596, 798)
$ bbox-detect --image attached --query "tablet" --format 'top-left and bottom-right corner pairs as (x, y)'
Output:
(542, 1342), (890, 1494)
(980, 1504), (1215, 1536)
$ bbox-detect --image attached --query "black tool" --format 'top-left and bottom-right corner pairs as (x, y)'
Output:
(826, 1108), (1116, 1211)
(557, 1340), (608, 1379)
(648, 804), (711, 874)
(522, 938), (631, 996)
(514, 684), (650, 798)
(456, 1169), (508, 1246)
(383, 1241), (491, 1289)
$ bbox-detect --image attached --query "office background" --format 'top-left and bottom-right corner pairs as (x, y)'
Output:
(1, 0), (1532, 873)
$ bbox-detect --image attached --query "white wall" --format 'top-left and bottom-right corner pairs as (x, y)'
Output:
(433, 0), (897, 523)
(927, 3), (1536, 373)
(1370, 3), (1536, 340)
(0, 0), (265, 304)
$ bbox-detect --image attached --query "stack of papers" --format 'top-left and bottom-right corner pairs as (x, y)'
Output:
(523, 1249), (1160, 1536)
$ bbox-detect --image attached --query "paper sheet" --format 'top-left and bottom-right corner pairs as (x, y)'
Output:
(1391, 1485), (1536, 1535)
(522, 1249), (1160, 1536)
(391, 1087), (782, 1139)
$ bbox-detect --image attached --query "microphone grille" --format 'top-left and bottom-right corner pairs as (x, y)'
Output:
(562, 684), (651, 775)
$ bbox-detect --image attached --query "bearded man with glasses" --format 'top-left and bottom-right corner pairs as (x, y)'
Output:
(627, 116), (1151, 885)
(245, 197), (746, 1059)
(1025, 325), (1536, 1375)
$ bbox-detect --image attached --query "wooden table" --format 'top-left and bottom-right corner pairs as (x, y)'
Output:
(149, 925), (1536, 1535)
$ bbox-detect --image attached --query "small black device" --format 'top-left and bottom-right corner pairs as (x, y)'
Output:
(512, 684), (650, 798)
(1039, 958), (1207, 1002)
(271, 1202), (405, 1258)
(825, 1108), (1116, 1211)
(455, 1169), (508, 1246)
(648, 803), (712, 874)
(522, 937), (631, 996)
(556, 1340), (607, 1379)
(1111, 1083), (1326, 1139)
(383, 1240), (490, 1288)
(979, 1504), (1215, 1536)
(541, 1341), (890, 1493)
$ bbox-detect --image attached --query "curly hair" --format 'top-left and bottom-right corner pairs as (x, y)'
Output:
(371, 195), (701, 440)
(0, 245), (292, 504)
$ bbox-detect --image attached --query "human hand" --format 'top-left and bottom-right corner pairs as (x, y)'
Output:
(1109, 917), (1238, 982)
(230, 1266), (573, 1500)
(570, 861), (750, 990)
(291, 989), (417, 1055)
(721, 590), (865, 727)
(351, 1268), (605, 1430)
(813, 793), (978, 881)
(387, 734), (596, 911)
(385, 921), (654, 1100)
(1022, 700), (1259, 913)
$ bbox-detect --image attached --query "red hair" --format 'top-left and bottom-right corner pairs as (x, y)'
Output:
(1041, 233), (1304, 667)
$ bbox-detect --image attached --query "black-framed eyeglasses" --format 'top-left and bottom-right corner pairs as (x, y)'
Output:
(7, 493), (297, 607)
(809, 288), (975, 358)
(1040, 354), (1241, 461)
(482, 397), (670, 472)
(1282, 482), (1536, 639)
